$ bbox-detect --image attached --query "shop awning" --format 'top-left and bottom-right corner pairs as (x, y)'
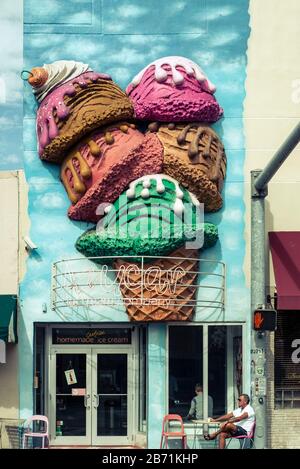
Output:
(269, 232), (300, 310)
(0, 295), (17, 343)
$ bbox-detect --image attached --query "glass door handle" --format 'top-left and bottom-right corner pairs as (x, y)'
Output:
(93, 394), (99, 408)
(84, 394), (90, 409)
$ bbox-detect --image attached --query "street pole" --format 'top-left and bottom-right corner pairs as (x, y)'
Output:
(250, 121), (300, 449)
(254, 122), (300, 191)
(251, 170), (267, 449)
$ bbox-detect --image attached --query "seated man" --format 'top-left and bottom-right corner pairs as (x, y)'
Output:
(187, 384), (213, 420)
(203, 393), (255, 449)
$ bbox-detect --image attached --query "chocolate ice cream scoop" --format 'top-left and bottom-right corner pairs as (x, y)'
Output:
(149, 123), (226, 212)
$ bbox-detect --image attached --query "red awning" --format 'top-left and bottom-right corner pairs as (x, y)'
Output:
(269, 232), (300, 310)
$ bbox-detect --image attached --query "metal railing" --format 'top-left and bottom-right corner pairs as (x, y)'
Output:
(51, 255), (225, 321)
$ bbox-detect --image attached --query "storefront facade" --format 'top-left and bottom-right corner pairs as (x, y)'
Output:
(31, 321), (246, 447)
(2, 0), (299, 450)
(19, 0), (252, 449)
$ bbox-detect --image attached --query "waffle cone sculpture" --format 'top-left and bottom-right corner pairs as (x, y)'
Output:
(76, 175), (219, 321)
(114, 247), (199, 321)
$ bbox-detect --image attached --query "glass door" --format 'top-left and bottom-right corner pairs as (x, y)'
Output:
(49, 348), (133, 445)
(92, 351), (132, 445)
(50, 348), (92, 445)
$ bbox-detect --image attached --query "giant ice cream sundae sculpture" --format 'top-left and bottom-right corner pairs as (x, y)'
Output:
(27, 56), (226, 321)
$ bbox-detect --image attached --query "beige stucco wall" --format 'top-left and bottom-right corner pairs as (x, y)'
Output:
(244, 0), (300, 449)
(0, 345), (19, 418)
(244, 0), (300, 289)
(0, 170), (29, 418)
(0, 172), (19, 295)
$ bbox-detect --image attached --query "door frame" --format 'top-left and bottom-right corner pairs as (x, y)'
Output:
(91, 348), (133, 446)
(47, 325), (137, 447)
(49, 347), (92, 446)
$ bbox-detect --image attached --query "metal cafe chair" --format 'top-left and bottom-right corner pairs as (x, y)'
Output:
(22, 415), (49, 449)
(226, 421), (256, 449)
(160, 414), (187, 449)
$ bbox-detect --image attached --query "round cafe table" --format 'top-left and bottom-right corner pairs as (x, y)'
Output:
(191, 419), (221, 449)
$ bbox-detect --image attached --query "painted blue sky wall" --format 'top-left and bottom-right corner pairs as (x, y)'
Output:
(19, 0), (251, 419)
(22, 0), (250, 324)
(0, 0), (23, 170)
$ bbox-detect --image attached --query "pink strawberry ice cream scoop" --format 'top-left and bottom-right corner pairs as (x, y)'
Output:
(61, 123), (164, 223)
(126, 56), (223, 122)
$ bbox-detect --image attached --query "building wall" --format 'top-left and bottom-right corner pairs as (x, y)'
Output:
(20, 0), (251, 446)
(244, 0), (300, 448)
(0, 345), (19, 418)
(0, 172), (19, 417)
(266, 334), (300, 449)
(0, 0), (24, 419)
(0, 172), (19, 296)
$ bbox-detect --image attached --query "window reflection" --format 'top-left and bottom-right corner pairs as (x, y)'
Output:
(168, 326), (243, 419)
(169, 326), (203, 418)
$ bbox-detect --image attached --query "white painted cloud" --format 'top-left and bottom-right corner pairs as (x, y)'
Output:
(0, 115), (17, 126)
(68, 11), (92, 24)
(108, 67), (131, 83)
(28, 35), (63, 49)
(28, 177), (59, 191)
(218, 57), (245, 74)
(4, 154), (20, 164)
(35, 220), (75, 236)
(209, 32), (240, 47)
(40, 40), (105, 65)
(225, 184), (243, 198)
(26, 0), (60, 17)
(24, 151), (36, 164)
(149, 45), (168, 59)
(126, 35), (168, 46)
(104, 22), (125, 33)
(228, 265), (244, 278)
(223, 233), (241, 250)
(223, 127), (244, 149)
(219, 81), (242, 94)
(222, 208), (243, 223)
(22, 296), (48, 321)
(34, 192), (66, 209)
(29, 279), (50, 292)
(119, 5), (148, 18)
(171, 1), (186, 13)
(205, 5), (237, 21)
(65, 39), (104, 57)
(109, 48), (144, 66)
(226, 287), (249, 312)
(192, 51), (215, 67)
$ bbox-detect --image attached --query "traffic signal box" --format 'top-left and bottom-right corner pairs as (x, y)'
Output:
(253, 308), (277, 331)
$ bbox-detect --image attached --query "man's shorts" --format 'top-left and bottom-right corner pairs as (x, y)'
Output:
(232, 426), (248, 437)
